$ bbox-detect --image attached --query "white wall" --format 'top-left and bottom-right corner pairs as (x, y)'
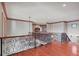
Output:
(0, 3), (2, 37)
(47, 22), (65, 33)
(67, 21), (79, 43)
(47, 24), (51, 32)
(47, 21), (79, 43)
(7, 20), (32, 36)
(67, 21), (79, 36)
(52, 22), (65, 33)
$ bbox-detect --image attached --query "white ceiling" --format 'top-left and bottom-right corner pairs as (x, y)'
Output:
(5, 2), (79, 24)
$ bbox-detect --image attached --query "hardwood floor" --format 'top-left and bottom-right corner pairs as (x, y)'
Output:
(13, 40), (79, 56)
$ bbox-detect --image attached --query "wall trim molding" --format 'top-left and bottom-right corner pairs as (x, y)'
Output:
(7, 18), (34, 23)
(47, 20), (79, 24)
(1, 2), (8, 19)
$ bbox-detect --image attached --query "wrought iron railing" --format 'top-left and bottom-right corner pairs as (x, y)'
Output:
(52, 33), (71, 43)
(0, 33), (52, 56)
(0, 33), (71, 56)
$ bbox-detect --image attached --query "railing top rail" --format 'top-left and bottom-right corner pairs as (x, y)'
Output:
(0, 32), (53, 39)
(0, 35), (32, 39)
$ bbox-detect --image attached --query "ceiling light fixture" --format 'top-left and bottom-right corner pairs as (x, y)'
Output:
(48, 17), (50, 19)
(62, 4), (67, 7)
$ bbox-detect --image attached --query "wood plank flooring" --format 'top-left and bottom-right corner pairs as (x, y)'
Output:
(13, 40), (79, 56)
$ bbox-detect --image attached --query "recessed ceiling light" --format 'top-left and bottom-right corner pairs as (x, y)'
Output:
(47, 17), (50, 19)
(62, 4), (67, 7)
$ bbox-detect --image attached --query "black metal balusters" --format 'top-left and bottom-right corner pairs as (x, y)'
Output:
(0, 38), (2, 56)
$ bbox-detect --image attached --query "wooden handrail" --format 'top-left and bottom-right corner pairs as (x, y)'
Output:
(0, 32), (53, 39)
(0, 34), (33, 39)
